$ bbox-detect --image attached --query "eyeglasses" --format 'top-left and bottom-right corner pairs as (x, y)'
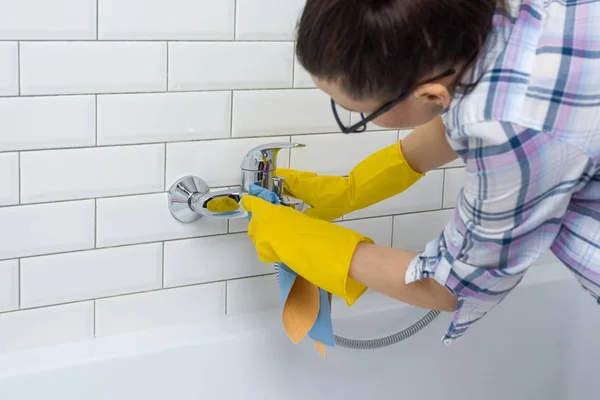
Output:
(330, 69), (456, 134)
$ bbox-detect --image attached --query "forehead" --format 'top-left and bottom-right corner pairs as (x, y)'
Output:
(312, 76), (383, 113)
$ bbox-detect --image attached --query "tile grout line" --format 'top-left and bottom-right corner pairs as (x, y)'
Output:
(224, 280), (228, 315)
(0, 208), (447, 263)
(3, 256), (562, 318)
(93, 300), (97, 337)
(163, 142), (167, 189)
(17, 152), (21, 204)
(291, 42), (297, 88)
(161, 242), (165, 288)
(16, 41), (21, 96)
(229, 91), (234, 137)
(96, 0), (99, 40)
(0, 86), (321, 99)
(17, 259), (21, 309)
(233, 0), (238, 39)
(0, 129), (410, 155)
(0, 166), (452, 209)
(441, 169), (447, 210)
(0, 272), (278, 317)
(0, 188), (449, 216)
(390, 214), (395, 248)
(165, 41), (169, 91)
(0, 39), (299, 43)
(94, 95), (98, 145)
(287, 135), (293, 166)
(94, 199), (97, 248)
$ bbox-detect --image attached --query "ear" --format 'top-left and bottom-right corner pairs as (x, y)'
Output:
(413, 83), (451, 108)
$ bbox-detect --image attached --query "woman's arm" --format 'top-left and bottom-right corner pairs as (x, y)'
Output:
(400, 115), (458, 174)
(342, 115), (459, 312)
(348, 122), (590, 335)
(349, 243), (457, 312)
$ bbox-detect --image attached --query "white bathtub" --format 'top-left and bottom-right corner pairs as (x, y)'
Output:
(0, 261), (598, 400)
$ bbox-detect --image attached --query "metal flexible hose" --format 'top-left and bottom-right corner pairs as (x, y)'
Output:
(274, 264), (440, 350)
(333, 309), (440, 349)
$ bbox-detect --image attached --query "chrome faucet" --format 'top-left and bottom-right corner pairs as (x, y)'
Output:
(168, 142), (306, 223)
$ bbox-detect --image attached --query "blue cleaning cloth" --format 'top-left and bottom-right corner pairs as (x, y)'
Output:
(248, 184), (335, 347)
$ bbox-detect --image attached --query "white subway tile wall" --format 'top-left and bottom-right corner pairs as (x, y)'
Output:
(293, 56), (316, 88)
(97, 92), (232, 145)
(0, 301), (94, 353)
(0, 0), (97, 40)
(96, 193), (227, 247)
(235, 0), (306, 40)
(20, 42), (167, 95)
(163, 233), (274, 288)
(0, 95), (95, 151)
(0, 260), (19, 313)
(98, 0), (235, 40)
(20, 144), (165, 203)
(20, 243), (163, 308)
(0, 153), (19, 206)
(443, 167), (466, 209)
(95, 282), (226, 337)
(0, 200), (95, 260)
(0, 0), (483, 353)
(168, 42), (294, 91)
(289, 130), (398, 175)
(392, 210), (455, 252)
(232, 89), (345, 137)
(0, 42), (18, 96)
(226, 274), (279, 316)
(337, 217), (394, 248)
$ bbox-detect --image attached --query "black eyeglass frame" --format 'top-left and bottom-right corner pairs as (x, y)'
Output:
(331, 68), (456, 134)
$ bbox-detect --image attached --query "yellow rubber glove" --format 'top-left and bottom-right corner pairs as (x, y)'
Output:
(241, 195), (374, 306)
(276, 141), (423, 221)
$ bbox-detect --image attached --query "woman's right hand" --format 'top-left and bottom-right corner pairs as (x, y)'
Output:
(275, 168), (352, 221)
(276, 141), (424, 221)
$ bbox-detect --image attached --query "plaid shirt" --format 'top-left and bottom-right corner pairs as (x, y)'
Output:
(406, 0), (600, 344)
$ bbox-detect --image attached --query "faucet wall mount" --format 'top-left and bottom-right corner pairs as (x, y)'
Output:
(168, 142), (306, 223)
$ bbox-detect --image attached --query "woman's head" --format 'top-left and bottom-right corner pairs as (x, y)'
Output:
(296, 0), (502, 130)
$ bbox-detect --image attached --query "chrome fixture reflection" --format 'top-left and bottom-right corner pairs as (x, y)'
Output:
(168, 142), (306, 223)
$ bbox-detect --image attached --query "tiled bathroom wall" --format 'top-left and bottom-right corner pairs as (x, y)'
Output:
(0, 0), (466, 353)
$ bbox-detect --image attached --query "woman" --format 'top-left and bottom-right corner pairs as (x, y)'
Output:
(241, 0), (600, 344)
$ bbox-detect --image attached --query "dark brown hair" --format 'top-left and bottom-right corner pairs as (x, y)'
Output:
(296, 0), (506, 100)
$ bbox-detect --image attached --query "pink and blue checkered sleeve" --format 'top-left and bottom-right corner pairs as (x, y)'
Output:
(405, 121), (591, 344)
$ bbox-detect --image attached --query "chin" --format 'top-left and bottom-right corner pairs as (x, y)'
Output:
(373, 117), (431, 130)
(371, 117), (413, 130)
(373, 108), (441, 130)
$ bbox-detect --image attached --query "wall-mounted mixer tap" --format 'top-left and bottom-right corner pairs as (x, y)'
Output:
(168, 142), (306, 223)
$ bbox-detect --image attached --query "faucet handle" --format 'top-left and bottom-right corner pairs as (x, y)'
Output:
(240, 142), (306, 172)
(246, 142), (305, 154)
(241, 141), (306, 193)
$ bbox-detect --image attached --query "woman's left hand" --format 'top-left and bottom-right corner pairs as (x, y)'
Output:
(240, 194), (374, 306)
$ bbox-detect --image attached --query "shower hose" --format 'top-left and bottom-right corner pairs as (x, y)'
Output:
(274, 263), (440, 350)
